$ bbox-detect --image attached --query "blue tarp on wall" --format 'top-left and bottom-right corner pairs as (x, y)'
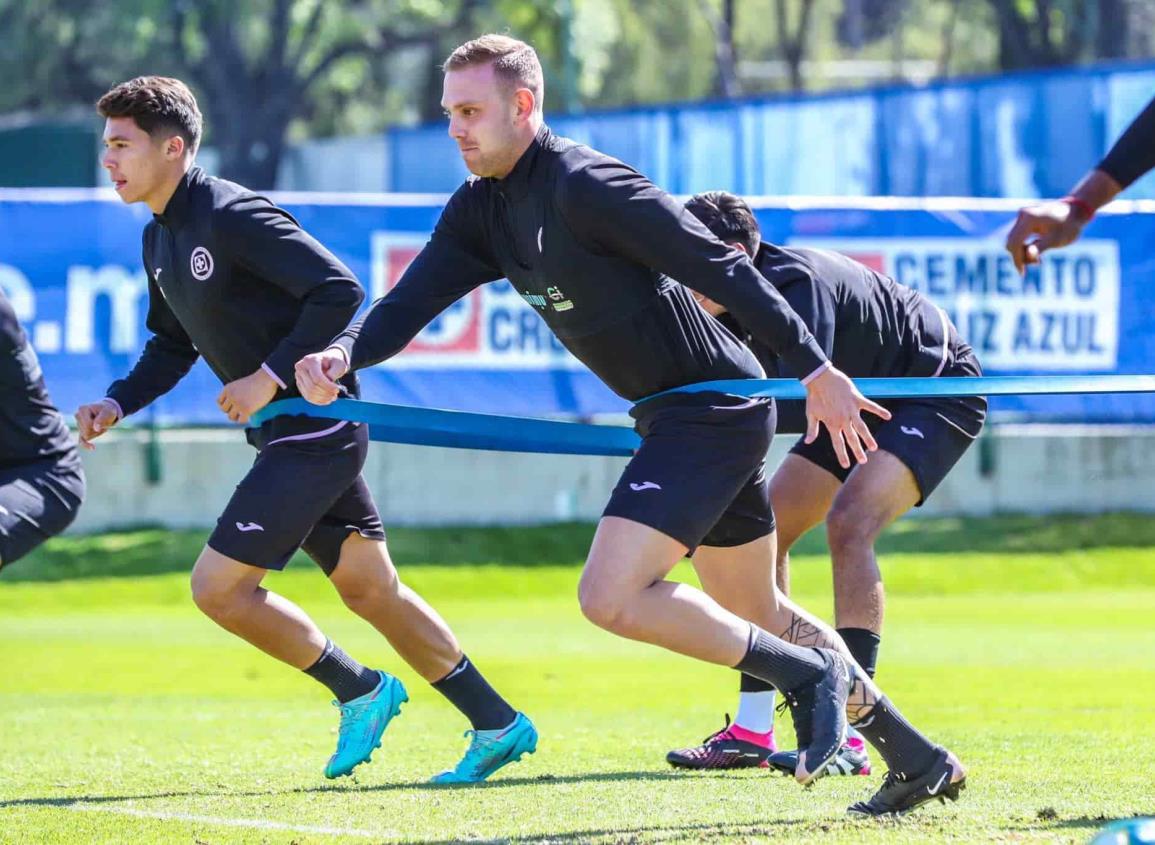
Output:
(0, 192), (1152, 426)
(389, 63), (1155, 201)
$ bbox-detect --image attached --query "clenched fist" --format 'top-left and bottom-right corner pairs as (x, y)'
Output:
(75, 398), (122, 450)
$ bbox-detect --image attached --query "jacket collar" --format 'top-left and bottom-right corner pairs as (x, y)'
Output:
(154, 166), (202, 229)
(492, 124), (551, 200)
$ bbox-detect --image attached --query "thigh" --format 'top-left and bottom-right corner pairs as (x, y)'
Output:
(834, 449), (921, 532)
(208, 427), (366, 572)
(870, 396), (983, 506)
(605, 397), (773, 552)
(767, 453), (842, 552)
(191, 543), (272, 595)
(582, 515), (690, 601)
(0, 460), (83, 568)
(692, 532), (780, 618)
(699, 461), (775, 549)
(302, 474), (386, 577)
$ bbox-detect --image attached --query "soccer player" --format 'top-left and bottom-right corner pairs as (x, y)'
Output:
(75, 76), (534, 784)
(1006, 94), (1155, 272)
(664, 191), (985, 781)
(0, 291), (86, 572)
(296, 35), (967, 815)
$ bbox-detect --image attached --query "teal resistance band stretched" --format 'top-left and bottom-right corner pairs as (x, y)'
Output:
(251, 374), (1155, 458)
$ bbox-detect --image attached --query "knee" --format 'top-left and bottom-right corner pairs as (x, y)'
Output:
(337, 566), (400, 617)
(825, 500), (883, 558)
(190, 571), (246, 626)
(577, 575), (631, 634)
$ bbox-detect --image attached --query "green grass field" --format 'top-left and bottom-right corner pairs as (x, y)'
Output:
(2, 515), (1154, 844)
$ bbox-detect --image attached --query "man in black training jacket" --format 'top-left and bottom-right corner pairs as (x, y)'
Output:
(0, 290), (85, 572)
(296, 34), (967, 817)
(664, 191), (985, 782)
(76, 76), (534, 785)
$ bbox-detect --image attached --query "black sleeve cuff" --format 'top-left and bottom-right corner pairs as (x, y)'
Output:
(778, 335), (829, 382)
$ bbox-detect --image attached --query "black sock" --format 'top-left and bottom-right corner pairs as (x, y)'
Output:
(433, 655), (517, 731)
(837, 627), (881, 678)
(852, 696), (939, 778)
(739, 672), (776, 693)
(303, 640), (380, 703)
(733, 625), (826, 692)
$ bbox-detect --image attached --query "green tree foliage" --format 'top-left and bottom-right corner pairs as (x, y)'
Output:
(0, 0), (1149, 187)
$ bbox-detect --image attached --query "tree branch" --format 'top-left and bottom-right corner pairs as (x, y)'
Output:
(695, 0), (740, 98)
(288, 0), (326, 76)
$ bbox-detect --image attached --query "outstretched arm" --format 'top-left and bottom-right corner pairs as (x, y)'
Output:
(1006, 95), (1155, 274)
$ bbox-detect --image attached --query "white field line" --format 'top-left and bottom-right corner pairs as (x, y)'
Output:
(68, 802), (397, 840)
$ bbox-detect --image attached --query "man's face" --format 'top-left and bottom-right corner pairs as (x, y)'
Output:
(101, 117), (176, 205)
(442, 63), (524, 178)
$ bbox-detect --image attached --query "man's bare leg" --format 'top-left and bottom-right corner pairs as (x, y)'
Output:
(328, 533), (519, 732)
(826, 450), (920, 673)
(578, 515), (851, 782)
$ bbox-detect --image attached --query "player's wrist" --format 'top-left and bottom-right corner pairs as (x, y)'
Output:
(1061, 196), (1095, 224)
(258, 362), (286, 390)
(101, 397), (123, 423)
(325, 344), (351, 375)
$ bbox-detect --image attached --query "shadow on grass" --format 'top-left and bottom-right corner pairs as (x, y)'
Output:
(0, 769), (700, 811)
(311, 769), (708, 794)
(4, 513), (1154, 584)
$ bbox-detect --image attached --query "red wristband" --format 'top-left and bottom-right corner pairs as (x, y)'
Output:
(1062, 196), (1095, 222)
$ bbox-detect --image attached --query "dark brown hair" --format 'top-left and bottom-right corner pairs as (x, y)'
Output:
(443, 34), (544, 112)
(97, 76), (203, 154)
(685, 191), (762, 255)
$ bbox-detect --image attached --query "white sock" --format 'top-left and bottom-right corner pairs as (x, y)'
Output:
(733, 690), (776, 734)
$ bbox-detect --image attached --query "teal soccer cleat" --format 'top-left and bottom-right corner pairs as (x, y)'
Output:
(431, 712), (538, 784)
(324, 671), (408, 779)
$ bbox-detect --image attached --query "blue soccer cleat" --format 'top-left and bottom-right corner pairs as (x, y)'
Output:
(431, 712), (538, 784)
(324, 671), (408, 779)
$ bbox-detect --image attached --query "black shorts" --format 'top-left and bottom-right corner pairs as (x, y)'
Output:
(0, 454), (85, 569)
(208, 421), (385, 575)
(604, 394), (776, 552)
(789, 343), (987, 504)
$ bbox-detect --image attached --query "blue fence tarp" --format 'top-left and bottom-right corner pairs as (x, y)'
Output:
(388, 62), (1155, 201)
(1, 191), (1152, 425)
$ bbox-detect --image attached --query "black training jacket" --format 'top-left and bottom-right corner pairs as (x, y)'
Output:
(0, 291), (77, 468)
(333, 126), (828, 401)
(1099, 95), (1155, 190)
(718, 242), (957, 431)
(106, 167), (363, 419)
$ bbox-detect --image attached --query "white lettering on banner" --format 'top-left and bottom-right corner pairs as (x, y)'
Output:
(0, 264), (36, 322)
(65, 265), (149, 354)
(794, 238), (1120, 370)
(369, 231), (581, 370)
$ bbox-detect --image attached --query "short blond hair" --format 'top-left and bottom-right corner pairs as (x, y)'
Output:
(443, 34), (544, 112)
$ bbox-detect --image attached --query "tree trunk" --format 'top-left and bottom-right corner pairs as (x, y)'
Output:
(1097, 0), (1129, 58)
(775, 0), (815, 91)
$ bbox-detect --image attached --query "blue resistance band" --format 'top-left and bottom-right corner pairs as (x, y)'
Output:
(251, 374), (1155, 458)
(249, 398), (640, 457)
(643, 373), (1155, 403)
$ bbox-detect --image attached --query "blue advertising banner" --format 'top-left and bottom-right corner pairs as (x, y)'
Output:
(1, 190), (1152, 425)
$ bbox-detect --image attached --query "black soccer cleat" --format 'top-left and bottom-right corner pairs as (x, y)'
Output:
(778, 648), (852, 785)
(767, 736), (872, 777)
(666, 714), (774, 770)
(847, 747), (967, 817)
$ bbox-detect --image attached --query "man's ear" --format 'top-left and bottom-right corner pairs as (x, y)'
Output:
(165, 135), (187, 160)
(514, 88), (536, 121)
